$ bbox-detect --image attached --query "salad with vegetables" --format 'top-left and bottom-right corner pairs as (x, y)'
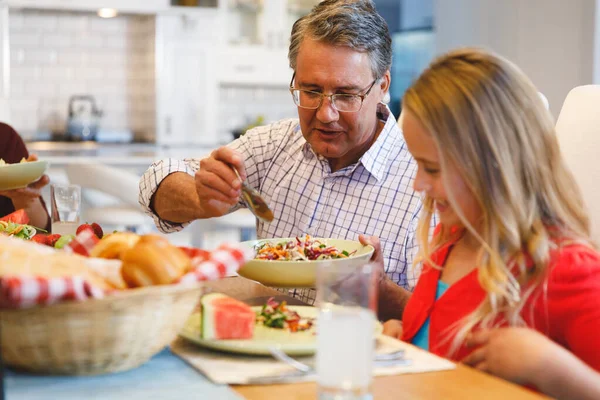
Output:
(255, 234), (355, 261)
(256, 297), (314, 332)
(0, 158), (27, 167)
(0, 221), (39, 240)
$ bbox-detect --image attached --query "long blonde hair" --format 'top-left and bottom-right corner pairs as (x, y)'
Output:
(403, 48), (592, 351)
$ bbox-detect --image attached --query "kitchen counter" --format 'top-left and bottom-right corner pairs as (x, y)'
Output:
(26, 141), (217, 167)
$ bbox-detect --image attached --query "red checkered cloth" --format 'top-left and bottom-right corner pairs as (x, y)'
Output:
(0, 276), (105, 308)
(178, 243), (255, 284)
(0, 235), (255, 309)
(63, 229), (100, 256)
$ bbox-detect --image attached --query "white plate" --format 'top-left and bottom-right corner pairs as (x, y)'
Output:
(0, 160), (48, 191)
(237, 238), (375, 288)
(179, 305), (383, 356)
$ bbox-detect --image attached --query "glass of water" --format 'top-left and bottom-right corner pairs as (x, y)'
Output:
(50, 183), (81, 236)
(315, 261), (378, 400)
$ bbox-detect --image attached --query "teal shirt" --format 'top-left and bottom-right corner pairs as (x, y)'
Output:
(411, 280), (450, 351)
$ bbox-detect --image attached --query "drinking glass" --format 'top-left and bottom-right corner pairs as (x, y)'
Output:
(50, 183), (81, 236)
(315, 261), (378, 400)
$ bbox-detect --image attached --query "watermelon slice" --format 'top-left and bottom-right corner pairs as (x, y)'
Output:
(0, 209), (29, 225)
(201, 293), (255, 340)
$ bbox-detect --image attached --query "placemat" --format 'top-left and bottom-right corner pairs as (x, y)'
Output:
(172, 334), (455, 385)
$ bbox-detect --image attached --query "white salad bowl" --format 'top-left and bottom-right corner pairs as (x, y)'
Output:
(237, 237), (375, 288)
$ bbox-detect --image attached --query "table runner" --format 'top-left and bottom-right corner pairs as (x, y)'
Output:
(5, 349), (242, 400)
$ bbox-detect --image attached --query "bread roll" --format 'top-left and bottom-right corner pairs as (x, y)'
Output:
(0, 235), (115, 290)
(120, 235), (192, 287)
(85, 257), (127, 290)
(90, 232), (140, 260)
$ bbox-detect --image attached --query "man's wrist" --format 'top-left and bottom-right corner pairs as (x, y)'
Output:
(377, 277), (410, 321)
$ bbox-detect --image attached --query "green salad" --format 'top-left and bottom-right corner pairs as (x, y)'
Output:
(0, 221), (39, 240)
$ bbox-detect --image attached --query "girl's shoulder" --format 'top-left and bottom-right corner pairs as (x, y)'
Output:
(548, 241), (600, 282)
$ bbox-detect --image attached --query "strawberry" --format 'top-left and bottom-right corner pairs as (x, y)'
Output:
(90, 222), (103, 239)
(31, 234), (49, 246)
(46, 234), (61, 247)
(76, 223), (94, 236)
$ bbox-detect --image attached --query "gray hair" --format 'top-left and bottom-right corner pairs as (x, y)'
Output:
(288, 0), (392, 80)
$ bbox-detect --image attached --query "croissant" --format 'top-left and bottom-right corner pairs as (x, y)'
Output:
(89, 232), (140, 260)
(120, 235), (192, 287)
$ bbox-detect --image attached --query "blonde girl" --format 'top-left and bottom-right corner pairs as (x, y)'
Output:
(382, 48), (600, 397)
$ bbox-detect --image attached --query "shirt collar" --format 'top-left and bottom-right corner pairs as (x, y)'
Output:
(359, 103), (401, 182)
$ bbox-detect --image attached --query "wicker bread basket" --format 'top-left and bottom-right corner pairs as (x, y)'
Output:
(0, 282), (203, 375)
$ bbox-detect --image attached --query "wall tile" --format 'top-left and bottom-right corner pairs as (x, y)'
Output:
(24, 81), (56, 96)
(9, 9), (156, 139)
(73, 34), (105, 48)
(74, 67), (105, 80)
(57, 13), (90, 32)
(58, 51), (86, 67)
(41, 66), (70, 80)
(10, 33), (40, 47)
(89, 16), (128, 33)
(11, 65), (42, 80)
(42, 33), (74, 48)
(23, 12), (58, 32)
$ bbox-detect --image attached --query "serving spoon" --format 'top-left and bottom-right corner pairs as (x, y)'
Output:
(232, 167), (274, 223)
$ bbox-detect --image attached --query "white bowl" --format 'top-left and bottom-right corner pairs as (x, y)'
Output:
(0, 160), (48, 190)
(237, 238), (375, 288)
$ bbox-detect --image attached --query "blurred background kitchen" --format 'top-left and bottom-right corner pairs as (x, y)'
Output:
(0, 0), (598, 247)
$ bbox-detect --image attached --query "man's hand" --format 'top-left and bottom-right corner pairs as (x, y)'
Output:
(358, 234), (411, 321)
(195, 147), (244, 217)
(0, 154), (49, 204)
(358, 234), (385, 283)
(382, 319), (403, 340)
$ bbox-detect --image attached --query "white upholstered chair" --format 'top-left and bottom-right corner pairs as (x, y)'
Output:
(66, 162), (257, 247)
(65, 163), (151, 232)
(555, 85), (600, 242)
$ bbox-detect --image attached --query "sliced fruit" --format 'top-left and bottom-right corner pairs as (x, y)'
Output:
(201, 293), (255, 340)
(0, 209), (29, 225)
(90, 222), (103, 239)
(76, 223), (94, 236)
(31, 234), (49, 246)
(46, 234), (61, 247)
(54, 234), (75, 249)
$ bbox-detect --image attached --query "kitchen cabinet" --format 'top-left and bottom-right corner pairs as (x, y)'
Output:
(4, 0), (168, 14)
(0, 4), (8, 99)
(0, 4), (10, 122)
(3, 0), (218, 15)
(217, 46), (291, 86)
(218, 0), (318, 87)
(155, 11), (222, 145)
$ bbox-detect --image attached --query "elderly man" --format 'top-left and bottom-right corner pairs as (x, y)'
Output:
(139, 0), (423, 320)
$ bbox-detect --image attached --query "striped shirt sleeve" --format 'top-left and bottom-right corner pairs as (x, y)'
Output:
(138, 158), (200, 233)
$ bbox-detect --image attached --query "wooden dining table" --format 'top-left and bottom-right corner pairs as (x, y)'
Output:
(205, 277), (549, 400)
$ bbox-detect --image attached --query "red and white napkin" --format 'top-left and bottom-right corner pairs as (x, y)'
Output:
(63, 228), (100, 256)
(0, 276), (105, 309)
(0, 233), (255, 309)
(178, 243), (254, 284)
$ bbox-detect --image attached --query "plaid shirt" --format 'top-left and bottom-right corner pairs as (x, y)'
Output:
(140, 104), (424, 304)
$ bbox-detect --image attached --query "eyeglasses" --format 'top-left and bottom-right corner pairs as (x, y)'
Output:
(289, 72), (378, 113)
